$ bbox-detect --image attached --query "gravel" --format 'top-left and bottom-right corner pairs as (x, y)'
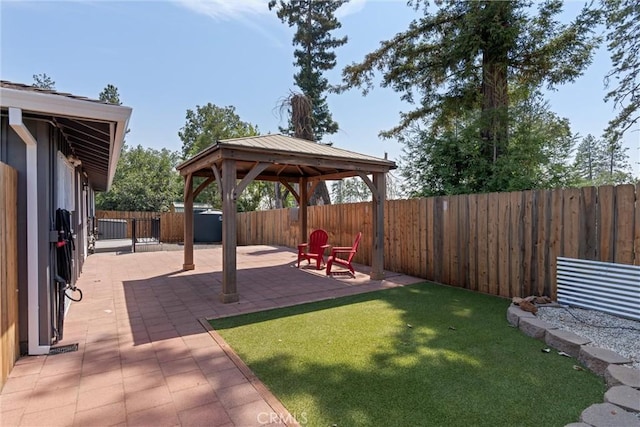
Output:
(537, 306), (640, 371)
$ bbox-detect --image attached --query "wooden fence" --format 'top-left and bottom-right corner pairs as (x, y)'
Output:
(237, 184), (640, 299)
(0, 162), (19, 390)
(96, 184), (639, 299)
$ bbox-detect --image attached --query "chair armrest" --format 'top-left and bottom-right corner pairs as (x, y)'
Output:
(330, 246), (355, 255)
(320, 244), (331, 250)
(298, 243), (308, 249)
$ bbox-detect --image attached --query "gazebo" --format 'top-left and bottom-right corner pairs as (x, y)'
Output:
(176, 134), (396, 303)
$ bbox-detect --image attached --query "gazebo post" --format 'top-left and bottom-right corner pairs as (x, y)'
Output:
(220, 158), (239, 303)
(371, 172), (386, 280)
(183, 173), (195, 270)
(299, 177), (308, 242)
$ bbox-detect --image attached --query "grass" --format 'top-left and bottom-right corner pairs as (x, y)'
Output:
(210, 282), (605, 427)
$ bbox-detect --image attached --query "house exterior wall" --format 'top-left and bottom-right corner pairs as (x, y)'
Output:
(0, 115), (87, 352)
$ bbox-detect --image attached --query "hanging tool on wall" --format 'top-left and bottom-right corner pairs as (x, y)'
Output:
(53, 208), (83, 341)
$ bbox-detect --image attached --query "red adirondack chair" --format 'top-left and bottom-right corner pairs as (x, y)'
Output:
(326, 232), (362, 277)
(297, 229), (330, 270)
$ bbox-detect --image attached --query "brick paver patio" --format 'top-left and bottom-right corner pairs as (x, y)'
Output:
(0, 245), (421, 426)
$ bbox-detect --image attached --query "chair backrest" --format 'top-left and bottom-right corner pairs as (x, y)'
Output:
(308, 229), (329, 253)
(345, 232), (362, 262)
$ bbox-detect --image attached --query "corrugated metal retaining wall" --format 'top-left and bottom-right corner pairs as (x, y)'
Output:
(557, 257), (640, 321)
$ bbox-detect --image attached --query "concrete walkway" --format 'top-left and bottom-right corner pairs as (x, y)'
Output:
(0, 245), (422, 426)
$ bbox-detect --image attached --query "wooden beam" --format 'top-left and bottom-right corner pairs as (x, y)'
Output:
(370, 172), (386, 280)
(220, 159), (239, 303)
(218, 148), (393, 173)
(357, 172), (378, 203)
(183, 173), (195, 270)
(236, 162), (269, 196)
(280, 180), (299, 204)
(299, 177), (308, 243)
(307, 180), (320, 202)
(193, 176), (214, 198)
(178, 151), (222, 177)
(211, 165), (223, 196)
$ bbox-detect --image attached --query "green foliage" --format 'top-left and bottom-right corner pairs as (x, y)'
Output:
(342, 0), (600, 191)
(179, 103), (259, 158)
(32, 73), (55, 89)
(400, 90), (579, 196)
(211, 282), (604, 426)
(602, 0), (640, 138)
(99, 84), (122, 105)
(573, 134), (634, 185)
(95, 145), (182, 211)
(178, 103), (263, 210)
(269, 0), (347, 141)
(331, 178), (371, 204)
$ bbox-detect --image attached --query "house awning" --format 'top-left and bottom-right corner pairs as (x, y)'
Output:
(0, 81), (132, 191)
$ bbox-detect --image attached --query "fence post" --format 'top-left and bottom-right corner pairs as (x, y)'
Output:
(131, 218), (137, 253)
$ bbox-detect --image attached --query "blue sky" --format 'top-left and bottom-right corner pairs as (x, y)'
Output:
(1, 0), (638, 177)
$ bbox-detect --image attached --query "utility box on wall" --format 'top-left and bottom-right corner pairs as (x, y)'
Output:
(193, 210), (222, 243)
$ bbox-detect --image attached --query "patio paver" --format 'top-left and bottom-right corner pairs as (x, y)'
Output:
(0, 245), (421, 426)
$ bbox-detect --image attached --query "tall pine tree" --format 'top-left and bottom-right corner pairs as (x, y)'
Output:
(602, 0), (640, 139)
(341, 0), (600, 192)
(268, 0), (347, 142)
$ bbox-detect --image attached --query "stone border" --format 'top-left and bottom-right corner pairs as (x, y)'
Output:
(507, 304), (640, 427)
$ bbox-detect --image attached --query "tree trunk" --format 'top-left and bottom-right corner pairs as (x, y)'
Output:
(479, 1), (511, 188)
(291, 93), (331, 205)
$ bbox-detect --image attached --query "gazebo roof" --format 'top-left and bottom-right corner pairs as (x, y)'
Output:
(176, 134), (396, 182)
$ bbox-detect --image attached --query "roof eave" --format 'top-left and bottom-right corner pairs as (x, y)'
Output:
(0, 86), (132, 191)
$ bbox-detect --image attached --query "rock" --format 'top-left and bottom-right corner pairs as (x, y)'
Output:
(580, 403), (640, 427)
(507, 304), (535, 327)
(605, 365), (640, 389)
(578, 346), (632, 377)
(605, 385), (640, 413)
(519, 317), (557, 340)
(545, 329), (591, 358)
(564, 423), (591, 427)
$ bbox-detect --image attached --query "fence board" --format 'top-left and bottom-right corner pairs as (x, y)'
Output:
(522, 191), (533, 297)
(434, 197), (445, 284)
(563, 188), (581, 259)
(534, 190), (547, 296)
(614, 184), (635, 264)
(636, 183), (640, 266)
(497, 193), (511, 297)
(418, 198), (427, 279)
(548, 189), (563, 299)
(579, 186), (598, 260)
(487, 193), (500, 295)
(509, 191), (523, 298)
(598, 186), (615, 263)
(476, 194), (489, 294)
(425, 197), (435, 281)
(448, 196), (459, 287)
(467, 194), (478, 291)
(458, 195), (469, 289)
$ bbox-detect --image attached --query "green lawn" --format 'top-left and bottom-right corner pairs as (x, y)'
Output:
(210, 282), (605, 427)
